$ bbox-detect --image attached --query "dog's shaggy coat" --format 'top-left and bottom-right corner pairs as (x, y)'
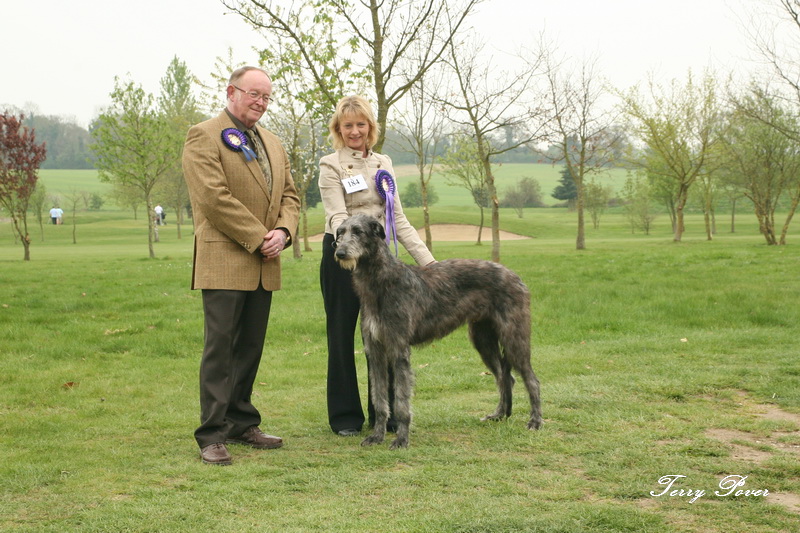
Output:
(333, 214), (542, 448)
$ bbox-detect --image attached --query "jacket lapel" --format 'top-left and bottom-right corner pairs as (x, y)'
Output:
(217, 112), (270, 198)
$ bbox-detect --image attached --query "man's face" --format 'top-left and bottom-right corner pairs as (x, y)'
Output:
(227, 70), (272, 128)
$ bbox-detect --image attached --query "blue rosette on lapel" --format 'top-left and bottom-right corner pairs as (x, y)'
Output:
(221, 128), (257, 162)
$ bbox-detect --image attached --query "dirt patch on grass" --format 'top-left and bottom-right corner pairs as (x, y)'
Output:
(704, 391), (800, 513)
(307, 224), (530, 243)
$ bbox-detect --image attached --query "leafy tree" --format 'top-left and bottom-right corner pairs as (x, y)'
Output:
(552, 166), (577, 207)
(0, 113), (47, 260)
(724, 85), (800, 245)
(90, 77), (177, 258)
(108, 182), (144, 219)
(619, 70), (722, 242)
(584, 178), (612, 229)
(157, 56), (204, 240)
(440, 132), (490, 244)
(501, 177), (543, 218)
(402, 181), (438, 208)
(88, 192), (104, 210)
(621, 172), (657, 234)
(643, 152), (680, 232)
(715, 165), (747, 233)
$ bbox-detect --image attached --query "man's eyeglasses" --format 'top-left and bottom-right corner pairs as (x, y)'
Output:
(232, 85), (274, 104)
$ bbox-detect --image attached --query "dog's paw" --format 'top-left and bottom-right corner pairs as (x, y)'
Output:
(527, 417), (543, 430)
(361, 435), (384, 446)
(389, 437), (408, 449)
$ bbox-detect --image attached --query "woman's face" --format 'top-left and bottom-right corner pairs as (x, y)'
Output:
(339, 114), (370, 154)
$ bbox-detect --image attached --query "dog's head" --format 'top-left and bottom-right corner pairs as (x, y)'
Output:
(333, 214), (386, 271)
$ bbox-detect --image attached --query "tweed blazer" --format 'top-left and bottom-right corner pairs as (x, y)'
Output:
(183, 111), (300, 291)
(319, 148), (434, 266)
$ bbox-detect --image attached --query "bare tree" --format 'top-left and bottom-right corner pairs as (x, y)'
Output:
(64, 189), (89, 244)
(195, 48), (247, 117)
(29, 182), (47, 241)
(747, 0), (800, 122)
(391, 71), (445, 251)
(267, 101), (324, 257)
(540, 43), (620, 249)
(619, 71), (722, 242)
(437, 36), (544, 261)
(222, 0), (482, 151)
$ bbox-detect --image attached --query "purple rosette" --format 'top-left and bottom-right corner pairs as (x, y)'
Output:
(221, 128), (257, 162)
(375, 169), (398, 256)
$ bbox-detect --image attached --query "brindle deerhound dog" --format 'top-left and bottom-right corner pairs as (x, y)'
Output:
(333, 214), (542, 449)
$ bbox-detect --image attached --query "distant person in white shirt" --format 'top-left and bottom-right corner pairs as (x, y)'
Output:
(154, 204), (164, 225)
(49, 206), (63, 225)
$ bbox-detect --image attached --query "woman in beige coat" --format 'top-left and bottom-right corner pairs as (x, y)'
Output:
(319, 95), (434, 436)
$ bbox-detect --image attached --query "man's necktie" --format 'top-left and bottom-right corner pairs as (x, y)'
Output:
(246, 129), (272, 195)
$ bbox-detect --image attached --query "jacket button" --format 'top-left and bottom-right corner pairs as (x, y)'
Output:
(348, 164), (353, 169)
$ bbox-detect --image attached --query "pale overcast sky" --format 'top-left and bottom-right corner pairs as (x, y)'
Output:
(1, 0), (774, 128)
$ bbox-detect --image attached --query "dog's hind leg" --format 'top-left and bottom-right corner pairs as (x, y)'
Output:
(518, 363), (543, 429)
(470, 320), (514, 422)
(503, 331), (543, 430)
(361, 344), (390, 446)
(389, 354), (414, 449)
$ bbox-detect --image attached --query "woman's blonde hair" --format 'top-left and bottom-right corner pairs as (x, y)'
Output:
(328, 95), (380, 150)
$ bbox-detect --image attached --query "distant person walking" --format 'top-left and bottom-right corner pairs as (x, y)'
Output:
(154, 204), (165, 225)
(49, 206), (63, 225)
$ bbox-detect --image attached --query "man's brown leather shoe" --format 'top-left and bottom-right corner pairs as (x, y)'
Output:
(200, 443), (232, 465)
(226, 426), (284, 449)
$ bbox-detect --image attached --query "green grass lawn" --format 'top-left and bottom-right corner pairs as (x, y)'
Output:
(37, 169), (111, 198)
(1, 173), (799, 532)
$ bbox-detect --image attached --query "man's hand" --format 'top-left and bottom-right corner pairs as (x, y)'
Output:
(260, 229), (288, 261)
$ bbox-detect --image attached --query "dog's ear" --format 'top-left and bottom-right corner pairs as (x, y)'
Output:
(373, 218), (386, 240)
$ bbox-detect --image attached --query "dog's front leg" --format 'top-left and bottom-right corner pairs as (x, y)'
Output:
(361, 340), (389, 446)
(389, 353), (413, 449)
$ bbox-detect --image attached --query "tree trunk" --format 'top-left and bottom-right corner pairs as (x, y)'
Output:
(674, 189), (688, 242)
(147, 200), (156, 258)
(477, 208), (484, 245)
(576, 180), (585, 250)
(704, 210), (712, 241)
(779, 194), (800, 245)
(483, 162), (500, 262)
(421, 171), (432, 252)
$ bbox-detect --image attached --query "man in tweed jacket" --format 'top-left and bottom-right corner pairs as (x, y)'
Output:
(183, 66), (300, 465)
